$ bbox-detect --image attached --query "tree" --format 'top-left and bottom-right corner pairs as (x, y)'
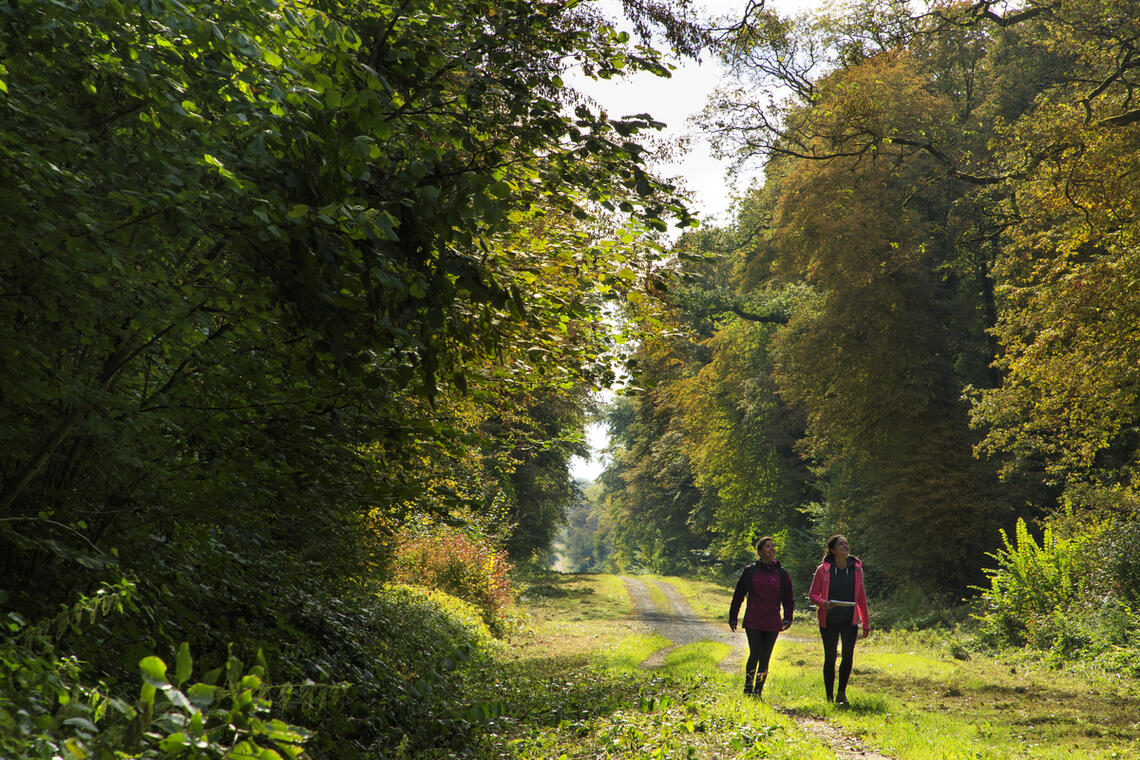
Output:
(0, 0), (692, 677)
(967, 14), (1140, 519)
(555, 480), (607, 572)
(698, 0), (1039, 592)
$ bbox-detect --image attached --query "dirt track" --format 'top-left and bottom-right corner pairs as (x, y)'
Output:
(619, 575), (746, 670)
(620, 576), (894, 760)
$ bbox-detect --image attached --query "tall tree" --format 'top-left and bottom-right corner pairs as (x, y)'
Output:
(700, 0), (1037, 592)
(964, 0), (1140, 520)
(0, 0), (690, 636)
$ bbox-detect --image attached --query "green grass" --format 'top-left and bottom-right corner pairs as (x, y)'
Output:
(602, 633), (674, 671)
(661, 641), (733, 676)
(768, 626), (1140, 759)
(484, 573), (835, 759)
(645, 573), (735, 621)
(486, 573), (1140, 759)
(640, 575), (673, 614)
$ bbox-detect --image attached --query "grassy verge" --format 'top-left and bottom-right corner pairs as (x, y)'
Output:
(641, 574), (1140, 758)
(645, 574), (735, 622)
(484, 573), (1140, 759)
(764, 618), (1140, 759)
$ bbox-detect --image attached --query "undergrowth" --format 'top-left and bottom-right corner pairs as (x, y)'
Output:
(0, 578), (508, 760)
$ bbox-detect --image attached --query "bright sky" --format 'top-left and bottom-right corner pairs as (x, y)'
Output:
(569, 0), (822, 225)
(567, 0), (820, 482)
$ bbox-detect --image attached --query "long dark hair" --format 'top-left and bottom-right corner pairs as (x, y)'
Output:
(823, 534), (846, 563)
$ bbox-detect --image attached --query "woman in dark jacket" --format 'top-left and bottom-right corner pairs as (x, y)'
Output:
(808, 534), (870, 705)
(728, 536), (794, 698)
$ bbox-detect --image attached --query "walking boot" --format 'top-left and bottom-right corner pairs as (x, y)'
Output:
(743, 672), (754, 696)
(752, 671), (767, 699)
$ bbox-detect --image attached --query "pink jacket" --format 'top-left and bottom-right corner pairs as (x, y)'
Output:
(809, 557), (870, 631)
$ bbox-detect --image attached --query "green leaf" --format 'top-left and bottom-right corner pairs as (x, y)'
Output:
(63, 717), (98, 733)
(187, 683), (216, 708)
(175, 643), (192, 687)
(159, 732), (187, 753)
(63, 737), (89, 759)
(140, 682), (156, 708)
(139, 656), (168, 687)
(230, 741), (260, 760)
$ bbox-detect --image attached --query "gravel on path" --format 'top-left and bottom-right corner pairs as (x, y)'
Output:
(620, 576), (745, 671)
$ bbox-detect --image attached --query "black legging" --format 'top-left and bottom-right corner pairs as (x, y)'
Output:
(745, 629), (779, 686)
(820, 623), (858, 699)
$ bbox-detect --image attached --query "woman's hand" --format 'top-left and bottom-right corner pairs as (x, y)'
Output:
(780, 620), (791, 631)
(730, 622), (737, 632)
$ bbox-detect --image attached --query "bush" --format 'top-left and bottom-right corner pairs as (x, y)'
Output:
(389, 526), (515, 636)
(260, 582), (504, 759)
(872, 586), (970, 631)
(0, 572), (507, 760)
(371, 583), (496, 679)
(974, 517), (1087, 646)
(0, 587), (310, 760)
(357, 584), (504, 758)
(973, 516), (1140, 671)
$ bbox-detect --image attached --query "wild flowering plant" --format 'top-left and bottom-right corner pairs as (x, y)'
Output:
(390, 526), (515, 635)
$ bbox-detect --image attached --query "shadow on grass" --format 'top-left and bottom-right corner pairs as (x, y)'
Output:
(519, 583), (596, 601)
(780, 694), (890, 720)
(858, 669), (1140, 734)
(840, 694), (890, 715)
(493, 652), (679, 727)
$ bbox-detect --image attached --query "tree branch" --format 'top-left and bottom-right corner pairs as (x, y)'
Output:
(1098, 108), (1140, 127)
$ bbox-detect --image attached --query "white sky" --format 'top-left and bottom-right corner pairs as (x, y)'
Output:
(569, 0), (823, 225)
(567, 0), (821, 482)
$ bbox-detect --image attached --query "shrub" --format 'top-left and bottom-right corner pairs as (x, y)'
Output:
(0, 572), (506, 760)
(872, 586), (971, 631)
(974, 516), (1140, 671)
(371, 583), (496, 678)
(389, 526), (515, 636)
(974, 517), (1087, 646)
(357, 584), (503, 758)
(0, 592), (310, 760)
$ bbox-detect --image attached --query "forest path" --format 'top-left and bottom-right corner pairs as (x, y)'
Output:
(620, 576), (894, 760)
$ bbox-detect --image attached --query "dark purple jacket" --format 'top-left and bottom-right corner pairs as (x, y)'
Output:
(729, 561), (794, 631)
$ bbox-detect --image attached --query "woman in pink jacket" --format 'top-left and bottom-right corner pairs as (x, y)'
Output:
(808, 534), (869, 705)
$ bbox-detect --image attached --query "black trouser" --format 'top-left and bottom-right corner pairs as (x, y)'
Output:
(744, 629), (779, 694)
(820, 623), (858, 700)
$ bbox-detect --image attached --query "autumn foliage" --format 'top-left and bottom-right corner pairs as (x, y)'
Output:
(390, 527), (515, 635)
